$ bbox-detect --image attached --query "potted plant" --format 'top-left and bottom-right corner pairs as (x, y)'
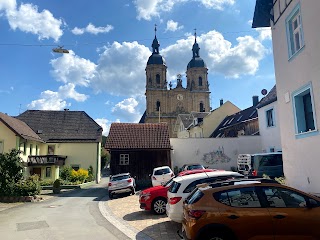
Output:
(52, 179), (61, 194)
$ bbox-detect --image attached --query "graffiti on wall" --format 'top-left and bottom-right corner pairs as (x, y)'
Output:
(201, 146), (231, 165)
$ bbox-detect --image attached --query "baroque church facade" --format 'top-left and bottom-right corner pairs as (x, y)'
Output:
(140, 29), (211, 137)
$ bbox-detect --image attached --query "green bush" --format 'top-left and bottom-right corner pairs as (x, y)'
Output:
(87, 166), (94, 182)
(15, 177), (41, 196)
(70, 168), (88, 183)
(60, 166), (73, 181)
(39, 179), (55, 186)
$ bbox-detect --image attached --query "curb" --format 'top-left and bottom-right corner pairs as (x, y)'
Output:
(98, 196), (153, 240)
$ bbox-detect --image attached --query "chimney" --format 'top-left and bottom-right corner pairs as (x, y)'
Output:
(252, 96), (259, 107)
(220, 99), (223, 106)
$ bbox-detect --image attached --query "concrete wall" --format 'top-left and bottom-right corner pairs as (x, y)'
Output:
(257, 102), (282, 152)
(271, 0), (320, 193)
(170, 136), (262, 171)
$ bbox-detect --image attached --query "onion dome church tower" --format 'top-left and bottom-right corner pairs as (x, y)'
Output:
(141, 27), (211, 137)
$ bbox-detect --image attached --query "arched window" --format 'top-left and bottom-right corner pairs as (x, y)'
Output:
(199, 77), (203, 86)
(156, 101), (161, 111)
(156, 74), (160, 84)
(200, 102), (204, 112)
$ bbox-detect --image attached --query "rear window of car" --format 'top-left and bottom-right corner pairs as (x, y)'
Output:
(185, 189), (204, 204)
(111, 175), (130, 181)
(168, 181), (181, 193)
(154, 168), (170, 175)
(187, 165), (204, 170)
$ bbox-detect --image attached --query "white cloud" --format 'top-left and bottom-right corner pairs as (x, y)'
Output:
(4, 2), (63, 41)
(50, 51), (97, 87)
(111, 98), (142, 122)
(71, 23), (113, 35)
(134, 0), (234, 20)
(95, 118), (120, 136)
(28, 83), (88, 110)
(165, 20), (183, 32)
(161, 30), (267, 79)
(92, 41), (151, 96)
(256, 27), (272, 41)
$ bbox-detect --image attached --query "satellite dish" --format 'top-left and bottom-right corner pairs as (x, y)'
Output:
(261, 89), (268, 96)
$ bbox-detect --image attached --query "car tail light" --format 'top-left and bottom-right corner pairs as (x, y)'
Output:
(127, 179), (132, 183)
(152, 176), (156, 180)
(252, 170), (257, 176)
(169, 197), (182, 205)
(108, 182), (112, 186)
(171, 173), (174, 177)
(188, 210), (206, 219)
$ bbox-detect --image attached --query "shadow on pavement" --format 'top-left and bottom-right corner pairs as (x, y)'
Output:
(137, 221), (182, 240)
(123, 210), (167, 221)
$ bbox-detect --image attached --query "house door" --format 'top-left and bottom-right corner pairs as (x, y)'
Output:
(33, 168), (41, 177)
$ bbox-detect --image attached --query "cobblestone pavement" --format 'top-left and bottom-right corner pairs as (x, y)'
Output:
(106, 193), (182, 240)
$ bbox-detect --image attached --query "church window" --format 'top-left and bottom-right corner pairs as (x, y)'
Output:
(200, 102), (204, 112)
(156, 74), (160, 84)
(199, 77), (202, 86)
(156, 101), (161, 111)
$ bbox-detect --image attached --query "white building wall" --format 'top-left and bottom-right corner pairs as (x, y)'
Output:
(271, 0), (320, 194)
(257, 102), (282, 152)
(170, 136), (262, 171)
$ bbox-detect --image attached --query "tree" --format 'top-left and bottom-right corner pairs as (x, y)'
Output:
(0, 149), (24, 196)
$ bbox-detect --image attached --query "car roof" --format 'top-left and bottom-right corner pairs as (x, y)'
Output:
(173, 171), (243, 183)
(153, 166), (171, 171)
(178, 169), (219, 176)
(183, 163), (203, 166)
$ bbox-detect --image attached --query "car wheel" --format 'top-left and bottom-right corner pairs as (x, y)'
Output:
(108, 191), (113, 199)
(152, 198), (167, 215)
(202, 230), (232, 240)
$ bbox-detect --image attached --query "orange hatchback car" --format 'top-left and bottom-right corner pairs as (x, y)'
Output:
(180, 180), (320, 240)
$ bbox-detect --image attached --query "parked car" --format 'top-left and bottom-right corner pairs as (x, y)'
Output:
(139, 169), (218, 214)
(151, 166), (174, 187)
(180, 179), (320, 240)
(166, 171), (243, 222)
(108, 173), (135, 199)
(181, 163), (205, 172)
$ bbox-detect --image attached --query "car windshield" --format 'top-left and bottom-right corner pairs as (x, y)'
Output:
(154, 168), (170, 175)
(111, 175), (130, 181)
(188, 165), (204, 170)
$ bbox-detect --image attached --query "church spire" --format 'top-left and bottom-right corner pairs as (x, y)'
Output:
(192, 28), (200, 58)
(152, 24), (160, 54)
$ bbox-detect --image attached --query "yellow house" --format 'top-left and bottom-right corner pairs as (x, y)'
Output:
(174, 101), (240, 138)
(0, 110), (102, 183)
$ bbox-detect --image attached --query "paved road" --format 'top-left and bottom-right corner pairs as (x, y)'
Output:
(0, 178), (130, 240)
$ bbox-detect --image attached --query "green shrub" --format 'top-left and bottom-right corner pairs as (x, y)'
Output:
(53, 179), (61, 188)
(39, 179), (55, 186)
(87, 166), (94, 182)
(60, 166), (73, 181)
(15, 177), (41, 196)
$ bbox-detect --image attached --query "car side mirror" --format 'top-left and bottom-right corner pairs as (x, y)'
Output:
(307, 199), (319, 208)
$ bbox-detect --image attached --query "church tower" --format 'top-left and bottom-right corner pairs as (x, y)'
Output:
(142, 28), (210, 137)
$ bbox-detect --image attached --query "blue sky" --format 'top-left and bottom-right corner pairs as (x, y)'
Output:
(0, 0), (275, 136)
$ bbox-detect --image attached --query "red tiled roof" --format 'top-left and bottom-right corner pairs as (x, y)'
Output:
(105, 123), (171, 149)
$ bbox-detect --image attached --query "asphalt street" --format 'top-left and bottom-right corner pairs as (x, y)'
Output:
(0, 178), (130, 240)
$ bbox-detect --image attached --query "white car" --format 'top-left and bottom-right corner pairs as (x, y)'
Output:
(151, 166), (174, 187)
(108, 173), (135, 199)
(166, 171), (243, 222)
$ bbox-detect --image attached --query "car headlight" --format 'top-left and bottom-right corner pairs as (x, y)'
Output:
(140, 192), (151, 200)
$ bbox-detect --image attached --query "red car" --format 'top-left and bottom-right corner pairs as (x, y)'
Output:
(139, 169), (219, 214)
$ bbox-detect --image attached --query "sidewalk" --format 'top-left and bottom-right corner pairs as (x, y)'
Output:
(103, 193), (181, 240)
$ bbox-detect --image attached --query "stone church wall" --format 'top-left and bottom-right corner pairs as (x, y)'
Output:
(170, 136), (262, 171)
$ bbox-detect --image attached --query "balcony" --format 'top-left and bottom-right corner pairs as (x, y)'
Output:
(27, 155), (67, 166)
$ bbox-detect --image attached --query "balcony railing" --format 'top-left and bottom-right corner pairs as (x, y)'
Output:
(27, 155), (67, 166)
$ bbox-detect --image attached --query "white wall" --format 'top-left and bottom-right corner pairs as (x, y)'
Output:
(271, 0), (320, 194)
(170, 136), (262, 171)
(258, 102), (282, 152)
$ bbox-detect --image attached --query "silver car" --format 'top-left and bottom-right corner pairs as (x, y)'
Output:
(108, 173), (136, 199)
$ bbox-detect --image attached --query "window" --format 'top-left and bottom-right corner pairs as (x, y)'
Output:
(71, 165), (80, 171)
(286, 4), (304, 58)
(261, 187), (308, 208)
(120, 154), (129, 165)
(293, 85), (316, 135)
(0, 141), (3, 154)
(156, 101), (160, 111)
(156, 74), (160, 84)
(48, 145), (55, 155)
(200, 102), (204, 112)
(215, 187), (261, 208)
(46, 167), (51, 178)
(198, 77), (202, 86)
(23, 142), (26, 155)
(36, 145), (38, 155)
(30, 144), (33, 155)
(266, 108), (275, 127)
